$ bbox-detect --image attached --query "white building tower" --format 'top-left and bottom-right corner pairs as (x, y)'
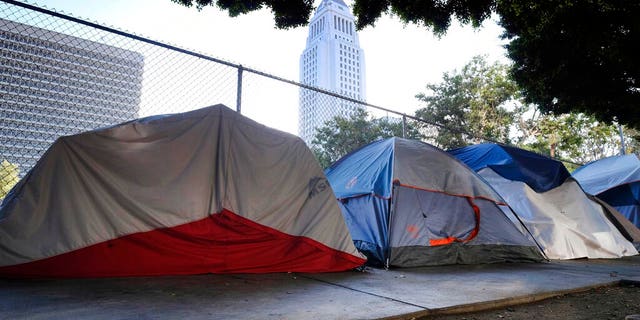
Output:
(298, 0), (366, 145)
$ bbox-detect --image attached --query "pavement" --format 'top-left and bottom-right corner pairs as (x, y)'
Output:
(1, 256), (639, 320)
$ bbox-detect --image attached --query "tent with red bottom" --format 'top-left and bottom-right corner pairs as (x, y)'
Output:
(0, 105), (365, 277)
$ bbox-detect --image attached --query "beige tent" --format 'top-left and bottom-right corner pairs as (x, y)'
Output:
(450, 143), (638, 260)
(0, 105), (365, 277)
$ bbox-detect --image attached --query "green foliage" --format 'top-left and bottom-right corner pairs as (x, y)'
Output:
(0, 160), (19, 200)
(311, 108), (423, 168)
(171, 0), (494, 33)
(170, 0), (314, 29)
(353, 0), (494, 35)
(413, 55), (633, 164)
(498, 0), (640, 130)
(518, 112), (622, 164)
(415, 56), (522, 150)
(622, 128), (640, 154)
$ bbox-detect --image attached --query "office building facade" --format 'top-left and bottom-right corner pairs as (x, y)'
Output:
(0, 18), (144, 174)
(298, 0), (366, 145)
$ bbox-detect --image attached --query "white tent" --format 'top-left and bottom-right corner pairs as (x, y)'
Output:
(450, 143), (638, 260)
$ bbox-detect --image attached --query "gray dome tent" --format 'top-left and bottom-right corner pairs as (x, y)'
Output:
(326, 138), (544, 267)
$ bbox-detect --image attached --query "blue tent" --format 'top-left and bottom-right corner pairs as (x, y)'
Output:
(449, 143), (639, 259)
(573, 154), (640, 228)
(326, 138), (543, 267)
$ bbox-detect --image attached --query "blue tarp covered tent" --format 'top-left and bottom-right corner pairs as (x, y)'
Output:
(573, 154), (640, 228)
(450, 143), (570, 193)
(326, 138), (544, 267)
(449, 143), (638, 259)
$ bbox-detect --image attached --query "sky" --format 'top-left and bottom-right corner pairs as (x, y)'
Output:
(27, 0), (510, 134)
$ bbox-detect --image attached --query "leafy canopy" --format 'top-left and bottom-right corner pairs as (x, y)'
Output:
(415, 55), (522, 150)
(499, 1), (640, 130)
(170, 0), (314, 29)
(519, 112), (628, 164)
(311, 108), (422, 168)
(415, 55), (636, 164)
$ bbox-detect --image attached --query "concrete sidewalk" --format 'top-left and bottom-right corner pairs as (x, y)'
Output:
(1, 256), (639, 320)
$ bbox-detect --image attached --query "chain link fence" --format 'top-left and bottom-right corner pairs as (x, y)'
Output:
(0, 0), (242, 199)
(0, 0), (520, 201)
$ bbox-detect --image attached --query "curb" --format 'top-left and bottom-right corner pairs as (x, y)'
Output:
(380, 280), (628, 320)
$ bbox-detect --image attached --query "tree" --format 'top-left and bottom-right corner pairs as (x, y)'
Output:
(174, 0), (640, 129)
(170, 0), (314, 29)
(311, 108), (422, 168)
(413, 55), (635, 164)
(499, 1), (640, 130)
(352, 0), (494, 33)
(0, 160), (19, 201)
(621, 127), (640, 155)
(414, 56), (522, 150)
(518, 112), (623, 164)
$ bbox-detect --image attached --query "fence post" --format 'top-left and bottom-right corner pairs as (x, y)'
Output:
(618, 122), (626, 155)
(236, 65), (243, 113)
(402, 114), (407, 138)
